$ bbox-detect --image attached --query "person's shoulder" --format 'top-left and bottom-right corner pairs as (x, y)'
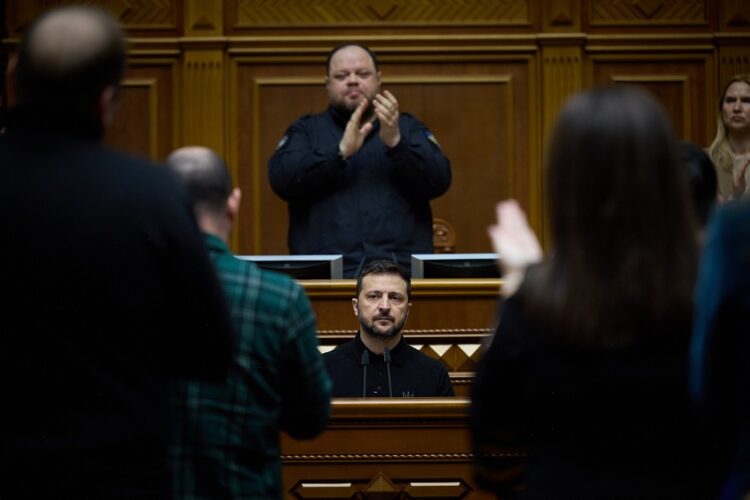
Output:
(292, 110), (330, 126)
(243, 263), (309, 310)
(322, 339), (357, 365)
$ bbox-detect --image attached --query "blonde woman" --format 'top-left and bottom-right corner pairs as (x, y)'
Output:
(708, 74), (750, 200)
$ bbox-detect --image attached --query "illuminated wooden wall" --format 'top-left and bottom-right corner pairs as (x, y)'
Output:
(3, 0), (750, 254)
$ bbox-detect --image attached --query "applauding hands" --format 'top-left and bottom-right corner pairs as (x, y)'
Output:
(338, 90), (401, 159)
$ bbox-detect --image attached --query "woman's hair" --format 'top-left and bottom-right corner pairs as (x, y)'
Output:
(523, 85), (698, 346)
(707, 74), (750, 174)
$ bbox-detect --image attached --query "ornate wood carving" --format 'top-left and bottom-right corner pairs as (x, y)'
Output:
(185, 0), (222, 36)
(720, 0), (750, 29)
(589, 0), (707, 26)
(233, 0), (531, 27)
(719, 47), (750, 88)
(5, 0), (177, 36)
(542, 0), (581, 31)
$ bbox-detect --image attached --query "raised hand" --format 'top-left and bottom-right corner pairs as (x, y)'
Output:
(339, 99), (374, 159)
(487, 199), (543, 296)
(373, 90), (400, 148)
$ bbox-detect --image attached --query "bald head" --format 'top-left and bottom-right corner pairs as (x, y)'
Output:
(14, 6), (125, 122)
(166, 147), (233, 215)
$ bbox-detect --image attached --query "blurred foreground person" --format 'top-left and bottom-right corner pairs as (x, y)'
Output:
(166, 146), (331, 499)
(691, 199), (750, 500)
(0, 7), (234, 498)
(471, 86), (727, 499)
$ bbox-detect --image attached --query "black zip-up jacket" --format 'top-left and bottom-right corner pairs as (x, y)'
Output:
(268, 106), (451, 277)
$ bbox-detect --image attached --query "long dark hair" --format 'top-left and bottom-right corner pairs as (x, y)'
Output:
(524, 85), (698, 345)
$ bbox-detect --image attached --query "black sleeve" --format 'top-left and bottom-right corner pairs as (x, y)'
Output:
(268, 117), (348, 201)
(470, 295), (528, 495)
(388, 115), (451, 201)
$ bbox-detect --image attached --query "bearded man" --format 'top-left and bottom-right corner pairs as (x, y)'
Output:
(268, 43), (451, 277)
(323, 259), (454, 397)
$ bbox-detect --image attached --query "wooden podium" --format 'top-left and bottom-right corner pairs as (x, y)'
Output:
(281, 398), (524, 499)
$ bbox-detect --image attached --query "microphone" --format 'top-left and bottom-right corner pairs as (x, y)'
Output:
(383, 347), (393, 397)
(360, 349), (370, 398)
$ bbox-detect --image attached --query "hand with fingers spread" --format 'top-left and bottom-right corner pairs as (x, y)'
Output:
(373, 90), (401, 148)
(487, 199), (543, 296)
(338, 99), (374, 159)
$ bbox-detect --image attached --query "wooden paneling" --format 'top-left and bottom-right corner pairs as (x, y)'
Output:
(104, 59), (179, 160)
(589, 0), (708, 27)
(230, 0), (533, 29)
(587, 50), (715, 143)
(281, 399), (520, 499)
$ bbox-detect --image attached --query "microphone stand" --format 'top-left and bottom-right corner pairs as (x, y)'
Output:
(383, 347), (393, 397)
(360, 349), (370, 397)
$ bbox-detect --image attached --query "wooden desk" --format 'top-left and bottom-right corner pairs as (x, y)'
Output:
(281, 398), (524, 499)
(301, 279), (502, 398)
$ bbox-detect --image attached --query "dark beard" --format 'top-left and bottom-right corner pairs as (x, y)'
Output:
(359, 313), (407, 340)
(331, 100), (375, 123)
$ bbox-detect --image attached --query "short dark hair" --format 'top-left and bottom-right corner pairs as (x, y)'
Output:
(356, 259), (411, 300)
(14, 6), (126, 118)
(678, 141), (718, 227)
(325, 43), (379, 75)
(165, 147), (232, 214)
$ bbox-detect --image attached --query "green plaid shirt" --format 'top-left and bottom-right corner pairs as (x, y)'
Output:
(171, 234), (331, 499)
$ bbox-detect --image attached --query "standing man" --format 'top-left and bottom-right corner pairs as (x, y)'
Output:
(166, 146), (332, 499)
(0, 6), (234, 498)
(269, 43), (452, 277)
(323, 259), (454, 397)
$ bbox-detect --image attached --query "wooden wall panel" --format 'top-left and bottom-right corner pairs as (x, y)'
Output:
(589, 0), (708, 27)
(588, 53), (714, 143)
(229, 0), (533, 30)
(103, 60), (178, 160)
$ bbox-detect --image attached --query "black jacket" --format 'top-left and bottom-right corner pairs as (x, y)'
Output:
(323, 333), (454, 397)
(268, 106), (451, 277)
(0, 109), (235, 498)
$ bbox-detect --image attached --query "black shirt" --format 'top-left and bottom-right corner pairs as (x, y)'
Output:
(323, 333), (454, 397)
(268, 106), (451, 276)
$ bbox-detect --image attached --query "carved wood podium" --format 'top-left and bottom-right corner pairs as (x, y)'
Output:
(281, 398), (524, 499)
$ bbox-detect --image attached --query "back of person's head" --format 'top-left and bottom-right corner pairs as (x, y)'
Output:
(529, 85), (697, 344)
(13, 6), (126, 131)
(678, 141), (718, 228)
(356, 259), (411, 300)
(165, 146), (232, 215)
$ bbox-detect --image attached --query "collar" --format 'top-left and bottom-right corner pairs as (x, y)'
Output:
(353, 332), (408, 367)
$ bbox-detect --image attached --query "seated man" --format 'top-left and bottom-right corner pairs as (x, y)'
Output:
(166, 146), (331, 498)
(324, 259), (454, 397)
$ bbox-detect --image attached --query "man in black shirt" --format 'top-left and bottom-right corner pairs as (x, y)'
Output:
(268, 43), (451, 277)
(323, 259), (454, 397)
